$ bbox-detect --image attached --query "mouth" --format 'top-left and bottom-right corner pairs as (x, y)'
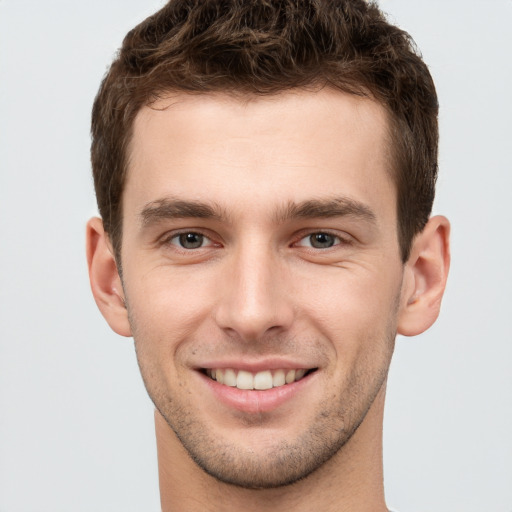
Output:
(201, 367), (318, 391)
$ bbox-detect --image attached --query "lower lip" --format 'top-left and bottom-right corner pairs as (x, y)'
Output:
(197, 371), (316, 414)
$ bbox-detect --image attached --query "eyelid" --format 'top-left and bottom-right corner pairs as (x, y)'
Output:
(293, 230), (352, 248)
(160, 229), (220, 249)
(172, 233), (213, 249)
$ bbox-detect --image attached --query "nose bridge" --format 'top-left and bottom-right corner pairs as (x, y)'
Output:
(214, 237), (292, 340)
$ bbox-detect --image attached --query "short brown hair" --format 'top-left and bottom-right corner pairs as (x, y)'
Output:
(91, 0), (438, 263)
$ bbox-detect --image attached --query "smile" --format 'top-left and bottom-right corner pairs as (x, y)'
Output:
(204, 368), (316, 390)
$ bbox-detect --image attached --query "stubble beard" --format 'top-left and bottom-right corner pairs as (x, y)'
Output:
(122, 269), (402, 490)
(157, 373), (389, 490)
(132, 332), (395, 490)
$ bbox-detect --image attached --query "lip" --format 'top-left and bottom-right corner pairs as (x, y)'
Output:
(195, 366), (317, 414)
(195, 357), (314, 373)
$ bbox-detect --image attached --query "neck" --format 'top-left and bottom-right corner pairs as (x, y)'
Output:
(156, 385), (388, 512)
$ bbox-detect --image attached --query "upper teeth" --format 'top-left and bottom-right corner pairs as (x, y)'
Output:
(206, 368), (307, 390)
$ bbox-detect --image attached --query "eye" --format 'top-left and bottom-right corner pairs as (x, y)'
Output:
(296, 232), (341, 249)
(169, 232), (212, 249)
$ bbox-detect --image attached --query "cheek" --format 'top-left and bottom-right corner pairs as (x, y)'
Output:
(126, 276), (204, 401)
(308, 263), (401, 313)
(296, 264), (402, 354)
(125, 268), (217, 357)
(131, 259), (218, 309)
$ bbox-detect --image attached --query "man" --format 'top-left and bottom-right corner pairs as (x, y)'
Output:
(86, 0), (450, 510)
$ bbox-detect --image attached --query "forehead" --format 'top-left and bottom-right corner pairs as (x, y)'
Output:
(125, 89), (395, 224)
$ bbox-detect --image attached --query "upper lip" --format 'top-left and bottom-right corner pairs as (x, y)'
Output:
(194, 358), (318, 373)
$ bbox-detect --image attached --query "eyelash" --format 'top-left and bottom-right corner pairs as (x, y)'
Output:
(162, 230), (216, 250)
(293, 230), (351, 250)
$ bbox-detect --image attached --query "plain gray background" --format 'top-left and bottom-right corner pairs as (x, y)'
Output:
(1, 1), (511, 511)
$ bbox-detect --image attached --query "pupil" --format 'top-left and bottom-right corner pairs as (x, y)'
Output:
(179, 233), (203, 249)
(311, 233), (334, 248)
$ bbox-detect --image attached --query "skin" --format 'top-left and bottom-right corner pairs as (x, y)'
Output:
(87, 89), (450, 512)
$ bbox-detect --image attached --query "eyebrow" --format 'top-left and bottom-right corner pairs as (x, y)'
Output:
(140, 198), (229, 226)
(274, 197), (377, 224)
(139, 195), (376, 227)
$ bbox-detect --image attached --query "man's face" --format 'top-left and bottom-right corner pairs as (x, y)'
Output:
(120, 89), (406, 488)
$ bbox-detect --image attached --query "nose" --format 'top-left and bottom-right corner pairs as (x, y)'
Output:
(213, 242), (294, 342)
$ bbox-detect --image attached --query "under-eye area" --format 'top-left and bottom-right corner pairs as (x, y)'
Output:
(201, 368), (318, 390)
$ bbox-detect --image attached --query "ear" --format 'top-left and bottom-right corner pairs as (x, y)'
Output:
(86, 217), (132, 337)
(397, 215), (451, 336)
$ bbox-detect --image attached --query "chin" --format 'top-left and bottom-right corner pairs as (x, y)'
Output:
(160, 399), (363, 490)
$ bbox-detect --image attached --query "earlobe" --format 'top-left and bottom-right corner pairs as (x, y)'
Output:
(86, 217), (132, 337)
(397, 215), (451, 337)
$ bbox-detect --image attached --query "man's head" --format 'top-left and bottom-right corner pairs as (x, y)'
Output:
(91, 0), (438, 266)
(86, 0), (449, 501)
